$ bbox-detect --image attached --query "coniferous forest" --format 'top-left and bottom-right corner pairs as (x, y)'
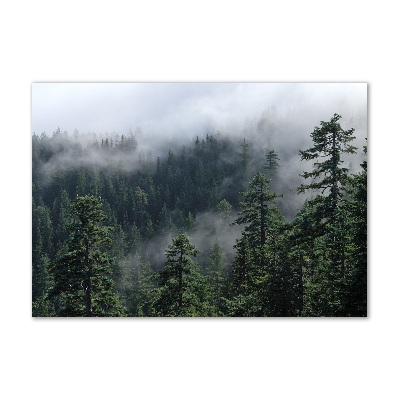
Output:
(32, 111), (367, 317)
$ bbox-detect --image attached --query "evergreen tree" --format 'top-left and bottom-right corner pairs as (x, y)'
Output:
(234, 172), (281, 249)
(50, 195), (125, 317)
(298, 113), (357, 218)
(158, 203), (176, 234)
(31, 126), (365, 318)
(230, 172), (287, 316)
(154, 234), (214, 316)
(342, 141), (367, 316)
(205, 239), (228, 314)
(297, 114), (358, 316)
(32, 203), (54, 299)
(52, 189), (71, 251)
(216, 199), (232, 221)
(128, 223), (142, 253)
(121, 253), (155, 316)
(184, 211), (196, 233)
(264, 149), (280, 181)
(228, 236), (258, 316)
(285, 201), (319, 316)
(133, 186), (148, 232)
(32, 201), (55, 316)
(240, 138), (249, 171)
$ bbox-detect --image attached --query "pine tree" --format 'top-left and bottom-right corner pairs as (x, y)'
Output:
(342, 141), (367, 316)
(184, 211), (196, 233)
(234, 172), (281, 249)
(230, 172), (287, 316)
(298, 113), (357, 219)
(240, 138), (249, 172)
(124, 254), (155, 317)
(228, 236), (258, 316)
(50, 195), (125, 317)
(297, 114), (358, 316)
(205, 239), (228, 314)
(264, 149), (280, 181)
(158, 203), (176, 234)
(154, 234), (214, 316)
(133, 186), (148, 232)
(216, 199), (232, 221)
(32, 203), (54, 299)
(32, 201), (55, 316)
(285, 201), (320, 316)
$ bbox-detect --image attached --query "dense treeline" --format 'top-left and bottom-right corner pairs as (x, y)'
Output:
(32, 114), (367, 317)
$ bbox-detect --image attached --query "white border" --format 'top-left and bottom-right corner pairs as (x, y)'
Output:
(2, 1), (398, 399)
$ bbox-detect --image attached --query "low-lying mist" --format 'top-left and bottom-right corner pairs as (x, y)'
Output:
(134, 210), (241, 272)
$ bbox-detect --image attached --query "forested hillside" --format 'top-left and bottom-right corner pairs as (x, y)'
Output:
(32, 114), (367, 317)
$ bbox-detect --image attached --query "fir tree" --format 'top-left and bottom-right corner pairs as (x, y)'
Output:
(342, 141), (367, 316)
(230, 172), (287, 316)
(154, 234), (214, 316)
(50, 195), (125, 317)
(264, 149), (280, 181)
(297, 114), (358, 316)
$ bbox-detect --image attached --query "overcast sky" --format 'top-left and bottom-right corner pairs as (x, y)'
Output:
(32, 82), (367, 141)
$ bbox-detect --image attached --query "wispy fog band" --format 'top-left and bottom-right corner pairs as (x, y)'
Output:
(32, 83), (367, 143)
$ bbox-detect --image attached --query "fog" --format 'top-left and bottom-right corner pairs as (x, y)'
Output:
(32, 82), (367, 147)
(33, 82), (367, 225)
(137, 211), (242, 271)
(33, 83), (367, 186)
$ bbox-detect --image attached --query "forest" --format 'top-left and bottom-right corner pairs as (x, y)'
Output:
(32, 113), (367, 317)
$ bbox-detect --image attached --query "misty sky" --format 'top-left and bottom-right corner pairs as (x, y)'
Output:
(32, 83), (367, 141)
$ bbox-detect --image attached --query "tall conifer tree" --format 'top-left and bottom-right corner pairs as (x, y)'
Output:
(50, 195), (125, 317)
(230, 172), (287, 316)
(297, 114), (358, 316)
(154, 234), (215, 316)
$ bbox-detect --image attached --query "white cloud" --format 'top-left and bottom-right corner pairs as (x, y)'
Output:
(32, 82), (367, 143)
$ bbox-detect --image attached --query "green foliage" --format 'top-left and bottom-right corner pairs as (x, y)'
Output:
(294, 114), (364, 316)
(216, 199), (232, 221)
(241, 138), (249, 171)
(32, 295), (55, 317)
(50, 195), (126, 317)
(32, 203), (54, 303)
(341, 141), (367, 316)
(32, 123), (366, 317)
(184, 211), (196, 233)
(298, 113), (357, 211)
(154, 234), (216, 316)
(205, 240), (228, 314)
(232, 237), (253, 286)
(158, 203), (176, 234)
(234, 172), (281, 248)
(229, 173), (291, 316)
(264, 149), (280, 181)
(119, 253), (156, 316)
